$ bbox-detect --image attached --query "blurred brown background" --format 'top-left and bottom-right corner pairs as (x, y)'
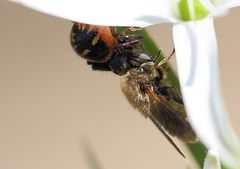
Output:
(0, 1), (239, 169)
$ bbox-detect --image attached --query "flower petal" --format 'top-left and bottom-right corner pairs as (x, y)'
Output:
(204, 150), (221, 169)
(199, 0), (240, 17)
(211, 0), (240, 9)
(10, 0), (179, 27)
(210, 22), (240, 168)
(173, 18), (240, 168)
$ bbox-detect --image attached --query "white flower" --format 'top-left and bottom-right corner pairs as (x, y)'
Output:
(204, 150), (221, 169)
(9, 0), (240, 168)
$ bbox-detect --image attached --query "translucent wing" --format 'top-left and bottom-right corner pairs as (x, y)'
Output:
(148, 115), (186, 157)
(145, 87), (196, 143)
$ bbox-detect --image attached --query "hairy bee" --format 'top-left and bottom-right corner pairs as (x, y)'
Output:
(120, 51), (196, 156)
(70, 23), (196, 157)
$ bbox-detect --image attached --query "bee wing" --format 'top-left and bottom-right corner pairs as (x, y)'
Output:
(143, 86), (196, 157)
(145, 87), (196, 142)
(148, 115), (185, 158)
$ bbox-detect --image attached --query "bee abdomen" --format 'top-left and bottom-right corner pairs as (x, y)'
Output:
(70, 23), (116, 62)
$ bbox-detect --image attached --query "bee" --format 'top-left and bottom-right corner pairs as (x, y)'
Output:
(70, 23), (196, 157)
(120, 50), (196, 157)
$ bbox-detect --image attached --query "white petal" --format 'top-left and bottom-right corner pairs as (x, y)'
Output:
(199, 0), (240, 17)
(188, 0), (197, 19)
(173, 19), (240, 168)
(210, 21), (240, 168)
(204, 150), (221, 169)
(10, 0), (179, 27)
(212, 0), (240, 9)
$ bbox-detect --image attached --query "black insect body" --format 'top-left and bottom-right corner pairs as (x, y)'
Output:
(70, 23), (151, 75)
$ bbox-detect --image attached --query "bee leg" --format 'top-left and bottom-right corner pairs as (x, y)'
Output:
(117, 39), (144, 52)
(87, 61), (111, 71)
(113, 28), (143, 42)
(168, 88), (184, 104)
(117, 34), (143, 43)
(153, 81), (184, 104)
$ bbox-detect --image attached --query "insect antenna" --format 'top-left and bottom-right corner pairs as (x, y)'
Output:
(152, 48), (163, 65)
(154, 48), (175, 67)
